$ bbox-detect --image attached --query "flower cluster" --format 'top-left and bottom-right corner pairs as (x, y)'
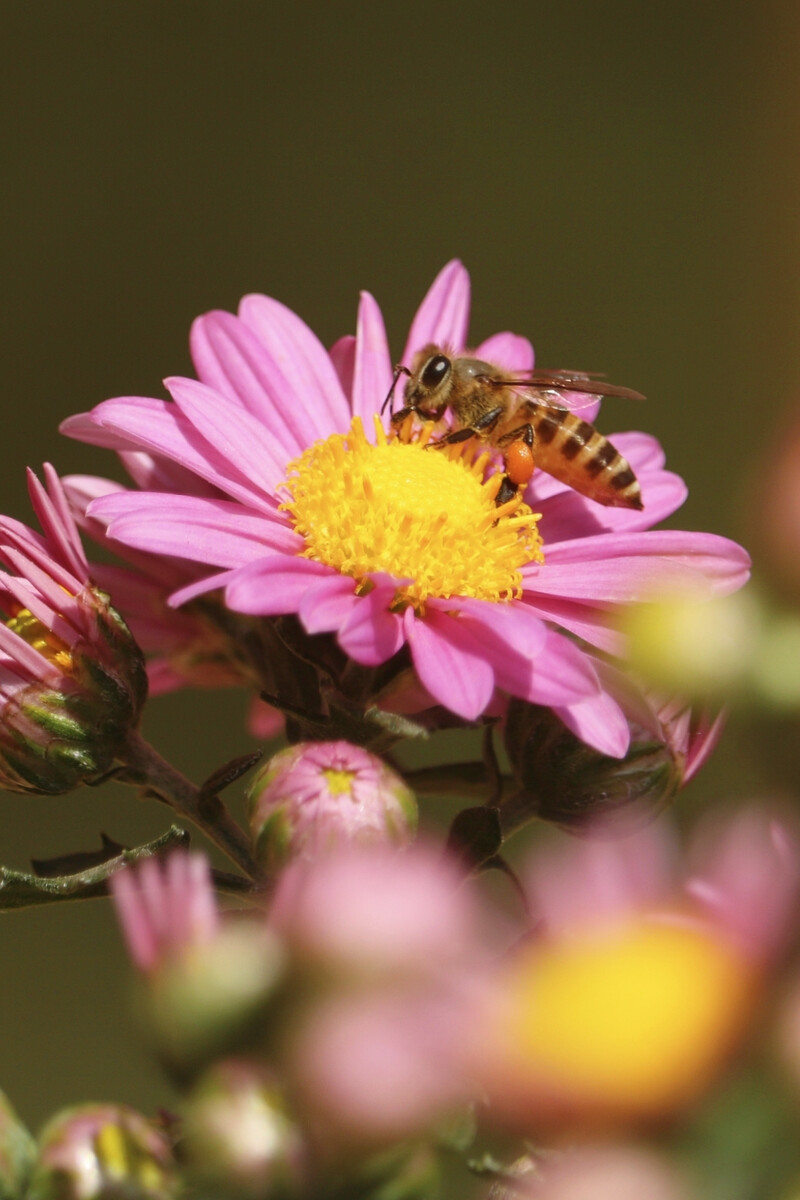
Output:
(6, 261), (797, 1200)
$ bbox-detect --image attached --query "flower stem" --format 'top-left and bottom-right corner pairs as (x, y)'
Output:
(119, 730), (260, 881)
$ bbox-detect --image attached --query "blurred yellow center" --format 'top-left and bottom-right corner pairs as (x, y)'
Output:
(502, 917), (752, 1115)
(281, 416), (543, 610)
(6, 608), (73, 672)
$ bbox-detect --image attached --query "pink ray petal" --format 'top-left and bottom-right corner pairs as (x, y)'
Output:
(554, 687), (632, 758)
(224, 555), (334, 615)
(337, 587), (405, 666)
(352, 291), (393, 426)
(404, 607), (494, 720)
(473, 332), (534, 373)
(190, 310), (304, 457)
(402, 260), (471, 363)
(82, 396), (277, 513)
(525, 530), (751, 602)
(298, 573), (359, 633)
(238, 294), (351, 434)
(90, 493), (298, 567)
(329, 335), (356, 399)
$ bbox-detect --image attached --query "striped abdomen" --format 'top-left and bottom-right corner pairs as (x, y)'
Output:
(523, 404), (643, 510)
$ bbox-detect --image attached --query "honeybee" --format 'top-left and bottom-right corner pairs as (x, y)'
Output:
(382, 343), (645, 510)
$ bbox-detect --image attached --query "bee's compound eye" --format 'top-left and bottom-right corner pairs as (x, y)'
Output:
(420, 354), (451, 390)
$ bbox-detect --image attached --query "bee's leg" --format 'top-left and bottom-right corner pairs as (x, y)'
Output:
(495, 424), (535, 507)
(432, 406), (505, 448)
(389, 404), (415, 427)
(380, 364), (412, 416)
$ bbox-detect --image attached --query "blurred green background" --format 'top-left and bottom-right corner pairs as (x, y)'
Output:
(1, 0), (799, 1133)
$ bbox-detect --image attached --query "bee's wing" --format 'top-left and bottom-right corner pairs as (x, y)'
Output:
(485, 369), (645, 407)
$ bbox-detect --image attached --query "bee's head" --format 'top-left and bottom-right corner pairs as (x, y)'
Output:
(404, 345), (453, 418)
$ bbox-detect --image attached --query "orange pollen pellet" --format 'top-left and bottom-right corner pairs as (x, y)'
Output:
(505, 441), (535, 487)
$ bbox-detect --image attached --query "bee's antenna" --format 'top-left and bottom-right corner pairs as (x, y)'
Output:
(380, 364), (412, 416)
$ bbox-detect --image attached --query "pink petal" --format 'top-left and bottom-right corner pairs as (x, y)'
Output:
(473, 332), (534, 373)
(337, 587), (405, 665)
(90, 493), (298, 568)
(224, 555), (334, 615)
(169, 569), (239, 607)
(524, 631), (603, 707)
(402, 261), (471, 363)
(404, 608), (494, 720)
(83, 395), (277, 512)
(190, 310), (306, 456)
(525, 531), (751, 602)
(329, 335), (356, 398)
(165, 376), (287, 494)
(238, 293), (351, 434)
(352, 291), (393, 425)
(118, 450), (222, 498)
(298, 573), (359, 633)
(521, 594), (623, 654)
(554, 688), (632, 758)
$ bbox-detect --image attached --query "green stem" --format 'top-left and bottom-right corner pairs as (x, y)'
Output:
(119, 730), (260, 881)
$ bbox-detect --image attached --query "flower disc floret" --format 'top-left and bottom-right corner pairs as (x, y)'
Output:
(281, 417), (543, 607)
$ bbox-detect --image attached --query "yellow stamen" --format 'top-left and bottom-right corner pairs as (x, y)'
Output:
(7, 608), (73, 672)
(281, 417), (543, 610)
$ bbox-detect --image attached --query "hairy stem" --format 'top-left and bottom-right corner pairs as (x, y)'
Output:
(119, 730), (260, 881)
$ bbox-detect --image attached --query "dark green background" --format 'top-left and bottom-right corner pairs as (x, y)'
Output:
(1, 1), (798, 1133)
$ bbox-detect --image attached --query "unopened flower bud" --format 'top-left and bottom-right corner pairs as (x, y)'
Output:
(502, 701), (683, 831)
(246, 741), (417, 871)
(0, 467), (147, 795)
(0, 592), (147, 795)
(27, 1105), (176, 1200)
(147, 922), (285, 1078)
(0, 1089), (35, 1200)
(182, 1060), (306, 1198)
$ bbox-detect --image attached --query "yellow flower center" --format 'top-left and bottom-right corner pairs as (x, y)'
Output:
(322, 767), (356, 797)
(498, 917), (752, 1118)
(6, 608), (73, 673)
(281, 416), (543, 610)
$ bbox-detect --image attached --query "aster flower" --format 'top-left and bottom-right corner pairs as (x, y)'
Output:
(61, 263), (749, 756)
(0, 464), (147, 794)
(474, 806), (800, 1130)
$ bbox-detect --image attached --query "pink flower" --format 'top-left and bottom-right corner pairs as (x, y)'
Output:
(474, 806), (800, 1130)
(268, 844), (487, 1146)
(0, 465), (147, 793)
(61, 262), (749, 757)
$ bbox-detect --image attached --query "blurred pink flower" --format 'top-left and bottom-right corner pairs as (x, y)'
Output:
(62, 262), (749, 757)
(521, 1143), (694, 1200)
(269, 841), (481, 978)
(474, 806), (800, 1130)
(269, 843), (488, 1146)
